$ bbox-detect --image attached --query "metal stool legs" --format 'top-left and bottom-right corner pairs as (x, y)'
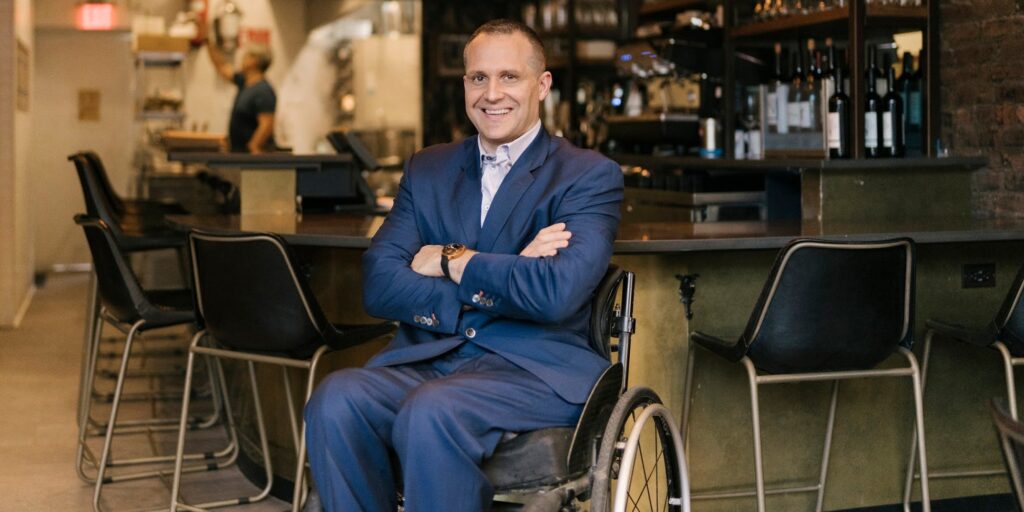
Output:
(683, 346), (930, 512)
(902, 330), (1018, 511)
(170, 335), (325, 511)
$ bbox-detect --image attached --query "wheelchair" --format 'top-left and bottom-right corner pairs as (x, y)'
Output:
(480, 265), (691, 512)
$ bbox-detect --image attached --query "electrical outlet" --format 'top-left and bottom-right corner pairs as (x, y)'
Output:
(962, 263), (996, 289)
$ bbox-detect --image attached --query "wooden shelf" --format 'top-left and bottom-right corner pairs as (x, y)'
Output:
(729, 4), (926, 39)
(640, 0), (713, 15)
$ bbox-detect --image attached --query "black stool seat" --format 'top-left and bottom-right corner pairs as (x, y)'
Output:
(140, 289), (196, 330)
(484, 428), (575, 492)
(69, 152), (186, 252)
(924, 319), (999, 350)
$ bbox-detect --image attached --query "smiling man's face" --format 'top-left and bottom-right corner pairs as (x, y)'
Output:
(463, 31), (552, 154)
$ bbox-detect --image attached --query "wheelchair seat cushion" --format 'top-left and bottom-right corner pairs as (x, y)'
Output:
(483, 427), (576, 491)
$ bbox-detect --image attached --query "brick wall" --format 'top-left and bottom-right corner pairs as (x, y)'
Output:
(941, 0), (1024, 218)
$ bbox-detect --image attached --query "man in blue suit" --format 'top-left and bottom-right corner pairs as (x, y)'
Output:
(305, 19), (624, 512)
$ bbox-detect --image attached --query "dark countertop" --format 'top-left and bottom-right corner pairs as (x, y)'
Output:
(167, 152), (353, 170)
(612, 154), (988, 173)
(168, 213), (1024, 254)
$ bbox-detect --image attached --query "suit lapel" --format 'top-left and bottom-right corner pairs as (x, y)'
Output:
(455, 137), (482, 247)
(476, 129), (550, 253)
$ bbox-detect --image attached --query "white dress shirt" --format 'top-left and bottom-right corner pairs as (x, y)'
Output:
(478, 120), (543, 226)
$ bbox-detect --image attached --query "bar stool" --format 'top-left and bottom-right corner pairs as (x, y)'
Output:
(902, 264), (1024, 507)
(170, 230), (395, 511)
(74, 216), (238, 512)
(679, 238), (929, 512)
(990, 399), (1024, 510)
(80, 150), (188, 218)
(69, 153), (190, 446)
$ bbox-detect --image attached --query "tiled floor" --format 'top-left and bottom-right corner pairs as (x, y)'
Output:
(0, 272), (291, 511)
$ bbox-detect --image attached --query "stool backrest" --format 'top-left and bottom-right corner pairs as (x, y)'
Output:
(81, 151), (127, 215)
(991, 399), (1024, 511)
(68, 153), (123, 234)
(74, 215), (147, 324)
(189, 231), (328, 355)
(994, 265), (1024, 354)
(743, 238), (915, 373)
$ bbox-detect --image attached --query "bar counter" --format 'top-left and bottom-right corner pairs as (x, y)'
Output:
(167, 212), (1024, 252)
(169, 210), (1024, 509)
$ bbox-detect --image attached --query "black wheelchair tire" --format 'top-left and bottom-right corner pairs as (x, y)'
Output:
(589, 386), (683, 512)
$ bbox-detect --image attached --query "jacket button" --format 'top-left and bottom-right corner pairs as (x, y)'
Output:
(426, 318), (434, 326)
(414, 315), (423, 323)
(472, 294), (480, 304)
(465, 327), (476, 338)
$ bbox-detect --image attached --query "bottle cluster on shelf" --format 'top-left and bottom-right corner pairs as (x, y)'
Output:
(746, 0), (923, 23)
(733, 38), (926, 159)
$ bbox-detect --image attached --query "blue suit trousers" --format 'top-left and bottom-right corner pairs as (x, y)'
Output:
(304, 342), (583, 512)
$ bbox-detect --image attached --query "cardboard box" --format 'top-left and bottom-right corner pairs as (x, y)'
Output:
(134, 35), (191, 54)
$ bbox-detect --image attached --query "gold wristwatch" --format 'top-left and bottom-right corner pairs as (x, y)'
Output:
(441, 243), (467, 279)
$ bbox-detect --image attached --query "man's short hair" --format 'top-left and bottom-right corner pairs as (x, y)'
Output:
(463, 19), (546, 72)
(246, 44), (273, 73)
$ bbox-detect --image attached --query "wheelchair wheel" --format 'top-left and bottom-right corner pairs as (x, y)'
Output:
(590, 387), (688, 512)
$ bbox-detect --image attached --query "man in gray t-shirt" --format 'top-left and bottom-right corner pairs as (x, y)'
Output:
(201, 24), (276, 153)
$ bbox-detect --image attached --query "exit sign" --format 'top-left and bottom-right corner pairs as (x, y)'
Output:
(76, 3), (116, 31)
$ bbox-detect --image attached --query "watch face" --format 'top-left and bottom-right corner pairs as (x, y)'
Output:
(443, 243), (466, 256)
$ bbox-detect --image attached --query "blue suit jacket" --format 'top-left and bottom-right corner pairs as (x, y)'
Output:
(361, 128), (624, 404)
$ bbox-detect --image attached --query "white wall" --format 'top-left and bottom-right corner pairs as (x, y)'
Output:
(28, 29), (135, 270)
(0, 0), (36, 327)
(27, 0), (306, 271)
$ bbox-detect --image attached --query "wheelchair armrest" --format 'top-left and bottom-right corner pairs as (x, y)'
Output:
(691, 331), (747, 362)
(326, 321), (396, 350)
(926, 319), (996, 348)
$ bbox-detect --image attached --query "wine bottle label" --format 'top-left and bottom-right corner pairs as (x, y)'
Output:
(883, 111), (894, 147)
(828, 112), (840, 149)
(865, 113), (879, 148)
(909, 91), (922, 125)
(876, 78), (888, 96)
(787, 103), (801, 129)
(776, 85), (789, 133)
(824, 78), (835, 103)
(748, 129), (763, 159)
(800, 101), (812, 129)
(767, 92), (777, 127)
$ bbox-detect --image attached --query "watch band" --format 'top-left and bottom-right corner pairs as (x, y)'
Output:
(441, 254), (451, 279)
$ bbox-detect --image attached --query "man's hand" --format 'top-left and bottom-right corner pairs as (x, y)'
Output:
(520, 223), (572, 258)
(411, 245), (444, 277)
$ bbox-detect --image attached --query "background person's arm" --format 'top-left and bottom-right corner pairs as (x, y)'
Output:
(248, 113), (274, 153)
(199, 23), (235, 82)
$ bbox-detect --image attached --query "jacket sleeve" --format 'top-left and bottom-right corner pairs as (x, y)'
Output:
(361, 157), (462, 334)
(456, 160), (623, 324)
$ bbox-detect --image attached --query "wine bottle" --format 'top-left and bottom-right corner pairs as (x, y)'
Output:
(864, 60), (884, 158)
(767, 43), (783, 134)
(775, 45), (790, 135)
(866, 45), (885, 101)
(883, 66), (905, 157)
(828, 66), (851, 159)
(907, 50), (924, 155)
(823, 38), (837, 110)
(787, 46), (805, 133)
(803, 39), (819, 132)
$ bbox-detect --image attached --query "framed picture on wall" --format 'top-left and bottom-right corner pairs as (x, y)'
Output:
(16, 39), (29, 112)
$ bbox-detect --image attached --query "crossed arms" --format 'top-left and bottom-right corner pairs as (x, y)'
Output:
(361, 157), (623, 331)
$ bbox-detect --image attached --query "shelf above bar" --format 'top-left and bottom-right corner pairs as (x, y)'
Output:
(640, 0), (714, 15)
(728, 4), (927, 39)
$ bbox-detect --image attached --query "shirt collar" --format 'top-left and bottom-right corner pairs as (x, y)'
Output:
(478, 120), (543, 168)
